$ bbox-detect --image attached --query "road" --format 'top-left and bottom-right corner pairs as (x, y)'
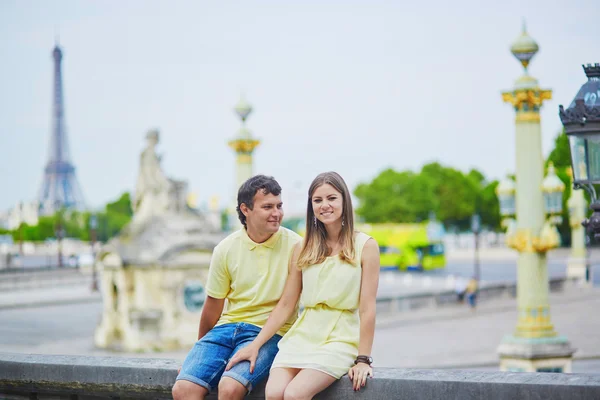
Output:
(1, 284), (598, 374)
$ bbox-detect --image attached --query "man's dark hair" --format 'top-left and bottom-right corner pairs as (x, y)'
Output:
(237, 175), (282, 228)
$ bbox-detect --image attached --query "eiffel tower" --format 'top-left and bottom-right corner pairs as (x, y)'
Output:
(38, 43), (85, 215)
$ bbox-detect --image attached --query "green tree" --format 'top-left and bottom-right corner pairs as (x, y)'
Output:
(467, 169), (486, 186)
(106, 192), (133, 216)
(6, 192), (134, 243)
(547, 130), (571, 169)
(479, 180), (501, 231)
(420, 163), (479, 230)
(96, 192), (133, 242)
(354, 169), (436, 223)
(352, 130), (579, 237)
(353, 163), (498, 231)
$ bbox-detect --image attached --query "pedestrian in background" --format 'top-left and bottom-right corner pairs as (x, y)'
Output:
(465, 277), (478, 309)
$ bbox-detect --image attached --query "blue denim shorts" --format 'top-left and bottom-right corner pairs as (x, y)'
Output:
(176, 322), (282, 393)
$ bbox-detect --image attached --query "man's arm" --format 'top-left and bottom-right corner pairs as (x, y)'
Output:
(200, 241), (229, 340)
(197, 296), (225, 340)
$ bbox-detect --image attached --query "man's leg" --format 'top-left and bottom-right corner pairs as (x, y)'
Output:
(221, 323), (283, 396)
(174, 324), (236, 399)
(172, 380), (209, 400)
(217, 377), (248, 400)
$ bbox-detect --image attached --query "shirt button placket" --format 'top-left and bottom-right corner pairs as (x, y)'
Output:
(258, 247), (267, 274)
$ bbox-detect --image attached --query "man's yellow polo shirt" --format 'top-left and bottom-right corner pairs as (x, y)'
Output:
(205, 227), (302, 336)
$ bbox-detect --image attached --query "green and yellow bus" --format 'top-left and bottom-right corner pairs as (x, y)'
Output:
(359, 222), (446, 271)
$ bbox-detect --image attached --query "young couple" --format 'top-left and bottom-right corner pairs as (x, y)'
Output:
(172, 172), (380, 400)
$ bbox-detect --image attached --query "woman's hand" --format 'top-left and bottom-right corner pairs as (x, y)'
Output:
(348, 362), (373, 391)
(225, 343), (260, 373)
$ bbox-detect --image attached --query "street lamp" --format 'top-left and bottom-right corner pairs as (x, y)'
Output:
(559, 63), (600, 240)
(55, 222), (65, 268)
(496, 175), (517, 238)
(566, 167), (589, 281)
(496, 168), (564, 252)
(541, 163), (565, 224)
(90, 214), (98, 291)
(497, 169), (564, 252)
(471, 214), (481, 281)
(497, 175), (516, 218)
(497, 23), (574, 373)
(53, 201), (64, 268)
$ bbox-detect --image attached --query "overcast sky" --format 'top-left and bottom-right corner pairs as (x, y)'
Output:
(1, 0), (598, 215)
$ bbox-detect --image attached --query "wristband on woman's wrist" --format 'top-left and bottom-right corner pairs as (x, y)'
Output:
(354, 355), (373, 366)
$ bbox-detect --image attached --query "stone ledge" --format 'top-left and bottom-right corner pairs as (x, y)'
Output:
(375, 277), (571, 315)
(1, 353), (600, 399)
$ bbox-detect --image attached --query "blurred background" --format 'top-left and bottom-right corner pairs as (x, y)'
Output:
(1, 0), (599, 375)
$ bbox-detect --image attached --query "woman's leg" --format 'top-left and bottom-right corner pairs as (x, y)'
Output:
(265, 367), (300, 400)
(283, 369), (337, 400)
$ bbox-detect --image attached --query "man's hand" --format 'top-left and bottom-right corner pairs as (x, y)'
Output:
(348, 363), (373, 391)
(225, 344), (259, 373)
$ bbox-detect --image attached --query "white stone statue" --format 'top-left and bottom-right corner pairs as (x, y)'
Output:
(132, 129), (172, 225)
(95, 130), (226, 353)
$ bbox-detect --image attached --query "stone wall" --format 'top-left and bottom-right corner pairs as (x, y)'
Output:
(376, 276), (570, 314)
(1, 353), (599, 399)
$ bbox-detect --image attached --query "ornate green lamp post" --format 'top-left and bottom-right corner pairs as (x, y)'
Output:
(497, 24), (575, 373)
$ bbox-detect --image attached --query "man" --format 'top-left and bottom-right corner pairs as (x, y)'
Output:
(172, 175), (302, 400)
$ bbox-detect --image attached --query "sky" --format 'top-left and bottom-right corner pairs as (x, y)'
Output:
(1, 0), (599, 215)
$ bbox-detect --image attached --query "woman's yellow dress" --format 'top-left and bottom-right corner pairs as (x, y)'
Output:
(271, 232), (371, 378)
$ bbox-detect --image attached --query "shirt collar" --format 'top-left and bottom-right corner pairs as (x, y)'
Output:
(242, 227), (282, 250)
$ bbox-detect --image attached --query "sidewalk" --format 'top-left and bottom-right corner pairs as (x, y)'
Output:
(0, 285), (101, 310)
(372, 285), (600, 369)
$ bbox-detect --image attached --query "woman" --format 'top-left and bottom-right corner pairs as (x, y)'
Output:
(225, 171), (380, 399)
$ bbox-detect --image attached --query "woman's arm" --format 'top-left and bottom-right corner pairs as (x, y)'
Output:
(251, 243), (303, 346)
(226, 243), (303, 372)
(357, 238), (380, 355)
(349, 238), (380, 390)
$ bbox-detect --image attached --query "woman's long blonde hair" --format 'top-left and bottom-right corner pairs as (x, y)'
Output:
(297, 172), (355, 269)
